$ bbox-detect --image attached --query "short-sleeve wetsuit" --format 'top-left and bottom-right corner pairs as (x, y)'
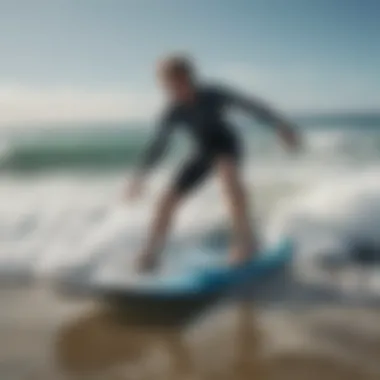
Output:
(138, 84), (284, 194)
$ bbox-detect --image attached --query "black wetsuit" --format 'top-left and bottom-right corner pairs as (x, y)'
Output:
(138, 84), (283, 194)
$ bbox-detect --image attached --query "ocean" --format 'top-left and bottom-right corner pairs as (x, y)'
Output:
(1, 113), (379, 293)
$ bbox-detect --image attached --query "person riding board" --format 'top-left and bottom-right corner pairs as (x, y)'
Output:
(128, 55), (301, 272)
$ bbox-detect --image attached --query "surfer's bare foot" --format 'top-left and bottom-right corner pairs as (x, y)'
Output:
(136, 251), (159, 273)
(228, 247), (250, 266)
(228, 242), (259, 266)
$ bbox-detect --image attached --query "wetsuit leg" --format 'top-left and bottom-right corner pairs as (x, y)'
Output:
(171, 131), (242, 196)
(212, 132), (243, 164)
(172, 154), (213, 196)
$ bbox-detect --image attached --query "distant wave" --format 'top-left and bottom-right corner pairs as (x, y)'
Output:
(1, 117), (380, 172)
(1, 138), (143, 171)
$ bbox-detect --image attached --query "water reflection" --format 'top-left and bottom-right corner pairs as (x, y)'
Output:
(55, 302), (263, 379)
(55, 302), (380, 380)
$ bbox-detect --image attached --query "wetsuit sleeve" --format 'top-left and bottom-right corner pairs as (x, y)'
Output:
(218, 85), (288, 126)
(136, 108), (176, 175)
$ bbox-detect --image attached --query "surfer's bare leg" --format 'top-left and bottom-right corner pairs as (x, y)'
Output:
(217, 158), (256, 264)
(137, 155), (211, 272)
(137, 189), (181, 271)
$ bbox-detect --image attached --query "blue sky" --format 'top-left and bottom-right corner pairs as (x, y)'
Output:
(0, 0), (379, 125)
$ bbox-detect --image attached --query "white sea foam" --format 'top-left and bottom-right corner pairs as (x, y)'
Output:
(0, 126), (379, 296)
(268, 169), (380, 251)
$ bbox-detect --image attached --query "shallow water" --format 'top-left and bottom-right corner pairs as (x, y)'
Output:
(0, 119), (379, 296)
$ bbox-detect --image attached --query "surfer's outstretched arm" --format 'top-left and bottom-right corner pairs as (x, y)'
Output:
(138, 122), (172, 175)
(221, 86), (301, 150)
(128, 110), (176, 199)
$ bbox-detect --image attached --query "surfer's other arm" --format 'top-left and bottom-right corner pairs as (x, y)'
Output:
(220, 86), (301, 150)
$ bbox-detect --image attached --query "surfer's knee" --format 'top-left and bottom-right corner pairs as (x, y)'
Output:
(156, 189), (182, 216)
(217, 158), (244, 193)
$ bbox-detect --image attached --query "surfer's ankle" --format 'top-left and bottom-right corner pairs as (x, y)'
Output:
(228, 246), (250, 266)
(136, 251), (159, 272)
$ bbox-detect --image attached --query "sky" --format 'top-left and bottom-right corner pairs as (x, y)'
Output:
(0, 0), (379, 126)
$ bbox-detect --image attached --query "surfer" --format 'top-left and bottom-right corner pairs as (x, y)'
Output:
(128, 55), (301, 271)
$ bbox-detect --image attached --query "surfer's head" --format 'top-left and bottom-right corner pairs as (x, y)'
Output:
(157, 54), (196, 102)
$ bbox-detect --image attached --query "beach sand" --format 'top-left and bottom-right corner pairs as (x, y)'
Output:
(0, 286), (379, 380)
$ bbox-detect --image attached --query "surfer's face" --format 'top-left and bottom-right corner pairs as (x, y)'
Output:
(157, 57), (196, 103)
(160, 73), (194, 102)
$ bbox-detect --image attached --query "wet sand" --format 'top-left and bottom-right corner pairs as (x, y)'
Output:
(0, 286), (379, 380)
